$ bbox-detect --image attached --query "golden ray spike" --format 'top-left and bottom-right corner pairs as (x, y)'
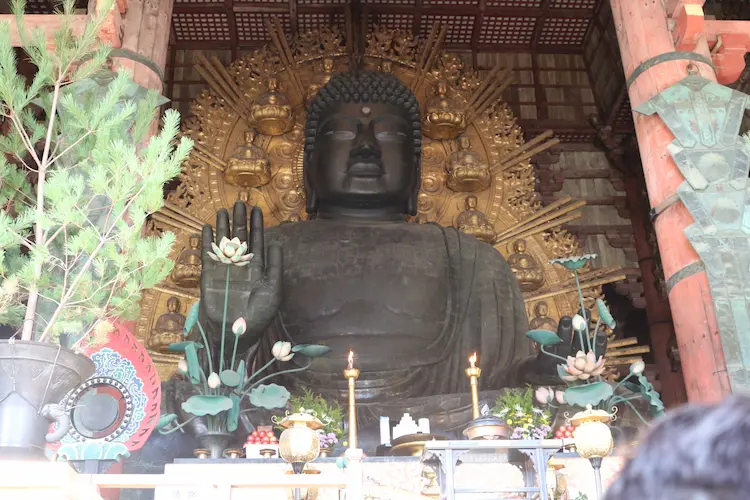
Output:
(491, 138), (561, 174)
(193, 143), (227, 169)
(412, 24), (446, 94)
(466, 75), (514, 124)
(606, 346), (651, 357)
(152, 210), (203, 233)
(495, 211), (583, 247)
(495, 201), (586, 245)
(412, 23), (439, 91)
(164, 202), (205, 227)
(265, 17), (304, 103)
(192, 149), (226, 173)
(198, 55), (243, 111)
(605, 356), (643, 366)
(194, 63), (249, 122)
(494, 130), (555, 168)
(495, 195), (574, 240)
(467, 64), (504, 110)
(523, 273), (627, 303)
(152, 285), (200, 301)
(210, 55), (255, 117)
(608, 337), (639, 349)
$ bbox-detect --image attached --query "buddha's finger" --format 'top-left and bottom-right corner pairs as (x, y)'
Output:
(232, 200), (248, 243)
(250, 207), (265, 263)
(265, 244), (282, 286)
(216, 208), (230, 242)
(201, 224), (214, 265)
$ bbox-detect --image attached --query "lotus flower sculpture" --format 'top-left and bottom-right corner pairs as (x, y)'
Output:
(562, 351), (606, 381)
(208, 237), (254, 266)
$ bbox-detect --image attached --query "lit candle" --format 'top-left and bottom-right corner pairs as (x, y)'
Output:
(343, 350), (360, 450)
(466, 352), (482, 420)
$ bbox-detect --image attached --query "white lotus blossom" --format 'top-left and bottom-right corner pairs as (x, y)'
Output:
(272, 341), (294, 362)
(208, 372), (221, 389)
(208, 237), (254, 266)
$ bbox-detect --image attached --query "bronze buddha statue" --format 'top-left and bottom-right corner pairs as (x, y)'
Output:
(171, 234), (202, 288)
(507, 238), (545, 292)
(456, 195), (495, 243)
(197, 72), (570, 445)
(150, 297), (186, 351)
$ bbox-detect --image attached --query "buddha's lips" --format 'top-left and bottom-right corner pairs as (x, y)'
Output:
(347, 161), (383, 177)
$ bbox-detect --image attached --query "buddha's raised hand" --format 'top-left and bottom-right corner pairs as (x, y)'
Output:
(199, 201), (283, 345)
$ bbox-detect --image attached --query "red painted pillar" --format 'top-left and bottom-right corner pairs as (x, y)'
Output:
(610, 0), (731, 402)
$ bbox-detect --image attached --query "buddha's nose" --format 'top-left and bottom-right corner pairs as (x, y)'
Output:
(351, 123), (381, 159)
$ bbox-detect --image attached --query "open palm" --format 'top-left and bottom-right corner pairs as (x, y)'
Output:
(199, 201), (283, 349)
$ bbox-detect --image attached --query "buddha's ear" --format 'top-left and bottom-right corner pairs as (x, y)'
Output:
(406, 156), (421, 216)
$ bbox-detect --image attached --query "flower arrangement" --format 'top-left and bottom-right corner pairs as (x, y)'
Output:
(287, 390), (344, 449)
(492, 387), (552, 440)
(156, 244), (331, 437)
(526, 255), (664, 424)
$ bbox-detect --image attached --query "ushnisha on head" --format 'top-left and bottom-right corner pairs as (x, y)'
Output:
(303, 71), (423, 218)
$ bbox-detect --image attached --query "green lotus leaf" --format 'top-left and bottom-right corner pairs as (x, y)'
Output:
(549, 254), (597, 271)
(291, 344), (332, 358)
(596, 299), (617, 329)
(637, 374), (665, 416)
(155, 413), (178, 430)
(563, 381), (613, 408)
(249, 383), (291, 410)
(227, 394), (241, 433)
(182, 395), (234, 416)
(336, 456), (349, 469)
(168, 341), (204, 352)
(220, 369), (241, 388)
(525, 329), (563, 346)
(184, 301), (200, 336)
(184, 343), (202, 385)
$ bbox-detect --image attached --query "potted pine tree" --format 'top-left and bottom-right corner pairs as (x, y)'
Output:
(0, 0), (192, 456)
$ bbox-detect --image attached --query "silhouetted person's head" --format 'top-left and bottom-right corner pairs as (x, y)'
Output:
(605, 396), (750, 500)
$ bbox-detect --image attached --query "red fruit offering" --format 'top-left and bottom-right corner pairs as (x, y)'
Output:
(251, 431), (259, 437)
(564, 431), (572, 438)
(267, 431), (275, 437)
(554, 431), (563, 439)
(558, 425), (567, 432)
(567, 425), (575, 432)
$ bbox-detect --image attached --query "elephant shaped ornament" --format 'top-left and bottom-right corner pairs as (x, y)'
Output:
(46, 322), (162, 469)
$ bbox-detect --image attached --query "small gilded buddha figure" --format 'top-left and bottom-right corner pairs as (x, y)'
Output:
(249, 77), (295, 136)
(380, 60), (393, 73)
(456, 195), (495, 243)
(445, 135), (491, 192)
(149, 297), (186, 352)
(422, 79), (466, 140)
(224, 130), (271, 188)
(171, 234), (202, 288)
(507, 239), (545, 292)
(306, 58), (336, 106)
(529, 301), (558, 332)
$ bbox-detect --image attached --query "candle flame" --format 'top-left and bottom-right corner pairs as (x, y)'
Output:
(469, 352), (477, 368)
(348, 350), (354, 369)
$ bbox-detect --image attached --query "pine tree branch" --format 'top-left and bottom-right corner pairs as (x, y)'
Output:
(37, 184), (145, 342)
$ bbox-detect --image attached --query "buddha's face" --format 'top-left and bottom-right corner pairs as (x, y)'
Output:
(465, 196), (478, 210)
(189, 235), (200, 249)
(535, 302), (548, 316)
(167, 297), (179, 313)
(308, 102), (417, 212)
(514, 239), (526, 253)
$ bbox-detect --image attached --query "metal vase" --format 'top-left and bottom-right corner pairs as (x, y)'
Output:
(196, 431), (234, 459)
(0, 340), (95, 458)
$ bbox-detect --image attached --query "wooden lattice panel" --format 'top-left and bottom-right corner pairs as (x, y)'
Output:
(614, 99), (634, 128)
(173, 12), (231, 42)
(298, 12), (346, 33)
(554, 131), (598, 142)
(479, 16), (536, 45)
(538, 17), (591, 45)
(372, 13), (415, 32)
(551, 0), (597, 9)
(297, 0), (348, 4)
(236, 13), (292, 43)
(364, 0), (417, 5)
(486, 0), (543, 7)
(423, 0), (480, 6)
(420, 14), (475, 45)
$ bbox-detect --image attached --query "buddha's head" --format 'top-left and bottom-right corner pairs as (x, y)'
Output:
(322, 58), (334, 72)
(304, 71), (422, 217)
(435, 80), (448, 96)
(534, 301), (548, 317)
(465, 195), (478, 210)
(245, 130), (257, 144)
(188, 234), (200, 250)
(513, 238), (527, 253)
(166, 296), (180, 313)
(458, 135), (471, 150)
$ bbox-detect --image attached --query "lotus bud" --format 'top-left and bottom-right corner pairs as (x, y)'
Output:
(208, 372), (221, 389)
(178, 359), (188, 374)
(232, 317), (247, 336)
(571, 314), (587, 332)
(630, 360), (645, 375)
(555, 390), (566, 405)
(271, 341), (294, 362)
(535, 386), (552, 404)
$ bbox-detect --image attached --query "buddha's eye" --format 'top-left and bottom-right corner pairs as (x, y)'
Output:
(375, 131), (407, 142)
(324, 130), (356, 140)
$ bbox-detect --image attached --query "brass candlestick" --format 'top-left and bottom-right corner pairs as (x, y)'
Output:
(344, 350), (360, 450)
(466, 353), (481, 419)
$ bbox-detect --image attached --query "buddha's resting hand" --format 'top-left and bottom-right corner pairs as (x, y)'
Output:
(199, 201), (283, 346)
